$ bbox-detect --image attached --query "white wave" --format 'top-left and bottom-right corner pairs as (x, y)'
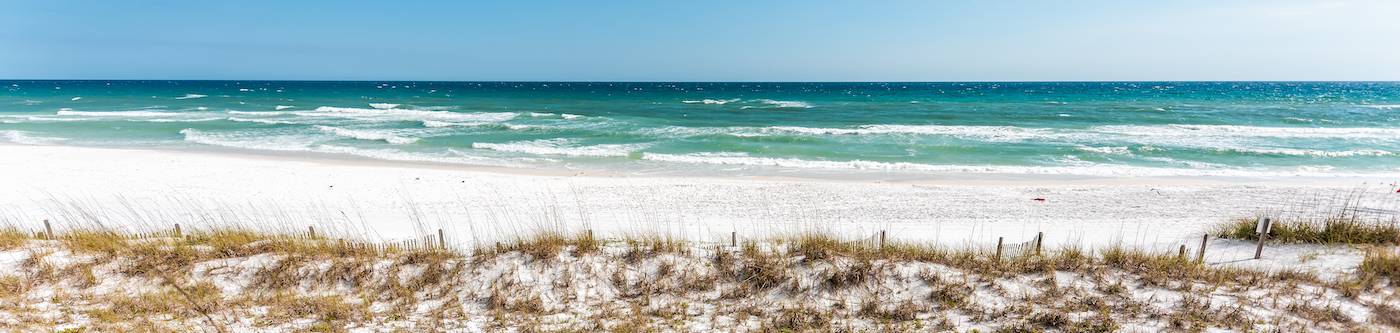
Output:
(1091, 124), (1400, 139)
(227, 117), (300, 125)
(471, 139), (646, 157)
(142, 117), (223, 123)
(239, 88), (253, 92)
(314, 125), (419, 144)
(369, 103), (400, 109)
(1218, 147), (1393, 157)
(410, 106), (458, 111)
(19, 116), (84, 122)
(307, 106), (518, 122)
(525, 112), (585, 120)
(0, 130), (66, 145)
(317, 145), (522, 167)
(747, 123), (1400, 143)
(19, 100), (41, 105)
(227, 111), (295, 116)
(174, 94), (207, 100)
(70, 97), (82, 101)
(275, 105), (294, 110)
(754, 99), (813, 108)
(640, 152), (1399, 177)
(55, 110), (185, 117)
(421, 120), (492, 128)
(761, 125), (1052, 141)
(1359, 104), (1400, 109)
(682, 98), (740, 105)
(180, 128), (316, 151)
(1075, 146), (1132, 155)
(501, 124), (549, 131)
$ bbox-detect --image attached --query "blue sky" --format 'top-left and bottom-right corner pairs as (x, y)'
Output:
(2, 0), (1398, 81)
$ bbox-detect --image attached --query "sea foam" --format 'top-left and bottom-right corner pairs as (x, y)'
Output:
(0, 130), (66, 145)
(307, 106), (518, 123)
(681, 98), (740, 105)
(179, 128), (314, 151)
(314, 125), (420, 145)
(471, 139), (647, 157)
(1091, 124), (1400, 139)
(56, 110), (185, 117)
(639, 152), (1393, 177)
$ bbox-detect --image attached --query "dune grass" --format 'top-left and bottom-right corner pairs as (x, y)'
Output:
(1359, 248), (1400, 282)
(0, 227), (25, 250)
(1214, 216), (1400, 245)
(0, 225), (1393, 332)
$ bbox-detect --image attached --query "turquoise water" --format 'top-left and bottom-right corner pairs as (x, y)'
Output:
(3, 81), (1399, 177)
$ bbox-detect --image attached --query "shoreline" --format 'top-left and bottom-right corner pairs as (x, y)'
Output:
(0, 141), (1385, 187)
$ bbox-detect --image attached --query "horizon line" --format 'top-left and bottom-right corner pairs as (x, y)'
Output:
(4, 79), (1400, 84)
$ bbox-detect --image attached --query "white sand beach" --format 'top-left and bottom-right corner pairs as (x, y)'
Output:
(4, 143), (1397, 332)
(3, 143), (1392, 254)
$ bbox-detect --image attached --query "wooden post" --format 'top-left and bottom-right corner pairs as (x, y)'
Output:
(1254, 218), (1270, 260)
(1197, 234), (1208, 263)
(587, 229), (594, 240)
(1034, 231), (1044, 256)
(995, 237), (1004, 261)
(174, 223), (182, 237)
(1178, 244), (1186, 259)
(308, 226), (316, 239)
(438, 229), (446, 249)
(43, 219), (53, 240)
(879, 230), (887, 249)
(730, 231), (737, 247)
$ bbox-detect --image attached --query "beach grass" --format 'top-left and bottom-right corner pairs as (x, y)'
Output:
(0, 223), (1393, 332)
(1214, 216), (1400, 245)
(1359, 248), (1400, 282)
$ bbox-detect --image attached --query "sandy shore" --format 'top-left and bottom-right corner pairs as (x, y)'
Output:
(0, 143), (1392, 250)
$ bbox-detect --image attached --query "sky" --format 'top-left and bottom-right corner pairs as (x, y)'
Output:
(2, 0), (1399, 81)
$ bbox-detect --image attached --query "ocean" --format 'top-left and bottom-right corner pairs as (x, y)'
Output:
(2, 81), (1398, 178)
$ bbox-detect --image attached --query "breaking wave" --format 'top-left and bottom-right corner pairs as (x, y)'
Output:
(55, 110), (186, 117)
(0, 130), (67, 145)
(306, 106), (518, 123)
(471, 139), (648, 157)
(314, 125), (420, 145)
(682, 99), (740, 105)
(639, 152), (1395, 177)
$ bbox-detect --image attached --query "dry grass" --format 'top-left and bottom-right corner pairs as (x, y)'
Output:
(1215, 216), (1400, 245)
(0, 227), (26, 250)
(1358, 248), (1400, 283)
(477, 230), (598, 261)
(0, 226), (1393, 331)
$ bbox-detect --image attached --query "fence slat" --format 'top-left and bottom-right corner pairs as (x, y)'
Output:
(994, 237), (1004, 261)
